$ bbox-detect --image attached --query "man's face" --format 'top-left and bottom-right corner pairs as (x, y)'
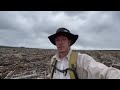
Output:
(55, 35), (71, 53)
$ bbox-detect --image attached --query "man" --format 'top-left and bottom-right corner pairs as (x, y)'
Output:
(48, 27), (120, 79)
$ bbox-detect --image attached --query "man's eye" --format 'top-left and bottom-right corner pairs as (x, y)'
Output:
(55, 39), (58, 42)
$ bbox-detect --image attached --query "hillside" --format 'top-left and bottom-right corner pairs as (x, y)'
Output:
(0, 46), (120, 79)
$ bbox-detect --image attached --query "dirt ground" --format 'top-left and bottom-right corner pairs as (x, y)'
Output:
(0, 47), (120, 79)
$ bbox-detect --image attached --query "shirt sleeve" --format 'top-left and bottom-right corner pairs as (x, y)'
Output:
(81, 54), (120, 79)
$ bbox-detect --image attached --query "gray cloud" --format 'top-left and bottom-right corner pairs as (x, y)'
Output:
(0, 11), (120, 50)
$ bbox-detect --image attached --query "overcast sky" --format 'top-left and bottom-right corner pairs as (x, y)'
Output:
(0, 11), (120, 50)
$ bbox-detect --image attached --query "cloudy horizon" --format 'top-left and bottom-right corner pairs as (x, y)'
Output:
(0, 11), (120, 50)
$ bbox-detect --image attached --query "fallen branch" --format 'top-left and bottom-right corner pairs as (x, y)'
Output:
(4, 70), (15, 79)
(112, 63), (120, 70)
(11, 74), (40, 79)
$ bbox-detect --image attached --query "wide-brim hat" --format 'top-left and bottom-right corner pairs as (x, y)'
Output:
(48, 28), (78, 46)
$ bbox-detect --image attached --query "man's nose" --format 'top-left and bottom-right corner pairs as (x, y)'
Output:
(58, 40), (63, 45)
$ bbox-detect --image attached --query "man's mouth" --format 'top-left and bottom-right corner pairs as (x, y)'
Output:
(58, 46), (63, 49)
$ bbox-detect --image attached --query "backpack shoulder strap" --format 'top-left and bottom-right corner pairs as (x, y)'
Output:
(69, 51), (78, 79)
(50, 58), (57, 79)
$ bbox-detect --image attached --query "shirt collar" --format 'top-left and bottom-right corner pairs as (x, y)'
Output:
(53, 49), (72, 61)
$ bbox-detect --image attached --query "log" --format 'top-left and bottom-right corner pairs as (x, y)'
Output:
(10, 74), (40, 79)
(4, 70), (15, 79)
(112, 63), (120, 70)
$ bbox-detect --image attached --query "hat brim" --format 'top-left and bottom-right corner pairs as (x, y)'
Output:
(48, 32), (78, 46)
